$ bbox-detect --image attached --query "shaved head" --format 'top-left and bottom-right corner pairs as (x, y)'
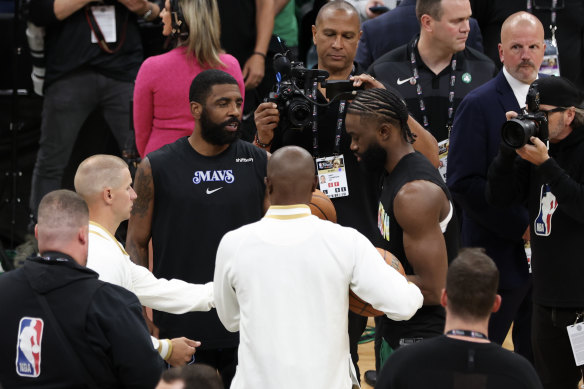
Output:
(499, 11), (545, 84)
(36, 190), (89, 259)
(267, 146), (317, 205)
(74, 154), (128, 203)
(315, 0), (359, 26)
(500, 12), (544, 43)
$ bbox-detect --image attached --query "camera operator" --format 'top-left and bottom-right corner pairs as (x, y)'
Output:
(487, 75), (584, 389)
(253, 1), (438, 384)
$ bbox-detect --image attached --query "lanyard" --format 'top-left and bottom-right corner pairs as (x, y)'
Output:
(446, 329), (489, 340)
(409, 37), (457, 137)
(527, 0), (559, 26)
(311, 70), (354, 158)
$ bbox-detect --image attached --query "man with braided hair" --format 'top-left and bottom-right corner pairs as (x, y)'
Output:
(346, 88), (459, 369)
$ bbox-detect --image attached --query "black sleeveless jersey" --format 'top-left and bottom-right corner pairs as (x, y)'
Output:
(148, 137), (267, 348)
(378, 151), (459, 270)
(377, 152), (460, 345)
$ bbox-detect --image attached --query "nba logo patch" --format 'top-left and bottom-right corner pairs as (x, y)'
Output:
(16, 317), (44, 377)
(534, 184), (558, 237)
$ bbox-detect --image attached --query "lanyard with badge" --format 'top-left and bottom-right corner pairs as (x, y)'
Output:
(315, 76), (350, 199)
(567, 311), (584, 367)
(527, 0), (562, 76)
(84, 2), (129, 54)
(409, 37), (457, 182)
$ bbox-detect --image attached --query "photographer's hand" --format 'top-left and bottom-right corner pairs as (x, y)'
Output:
(118, 0), (159, 19)
(505, 110), (519, 120)
(516, 137), (550, 166)
(254, 102), (280, 149)
(351, 74), (385, 89)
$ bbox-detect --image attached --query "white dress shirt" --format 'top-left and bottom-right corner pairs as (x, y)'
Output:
(87, 221), (214, 314)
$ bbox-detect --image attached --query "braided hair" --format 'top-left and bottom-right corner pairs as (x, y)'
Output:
(347, 88), (416, 144)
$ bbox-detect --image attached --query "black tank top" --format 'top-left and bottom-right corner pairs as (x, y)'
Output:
(378, 152), (460, 345)
(149, 137), (267, 348)
(378, 151), (459, 270)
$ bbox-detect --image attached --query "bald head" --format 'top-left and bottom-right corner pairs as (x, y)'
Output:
(36, 190), (89, 264)
(499, 12), (545, 84)
(74, 154), (128, 204)
(315, 0), (358, 26)
(267, 146), (317, 205)
(500, 12), (543, 43)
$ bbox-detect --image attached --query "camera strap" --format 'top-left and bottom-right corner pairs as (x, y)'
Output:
(311, 96), (346, 157)
(311, 67), (356, 157)
(311, 81), (319, 156)
(409, 37), (457, 139)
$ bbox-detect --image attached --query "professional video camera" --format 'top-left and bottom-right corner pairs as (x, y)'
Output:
(500, 83), (549, 149)
(267, 52), (363, 131)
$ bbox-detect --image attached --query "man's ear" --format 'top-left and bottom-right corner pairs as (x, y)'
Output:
(265, 177), (273, 195)
(312, 175), (318, 192)
(492, 294), (502, 313)
(378, 122), (393, 141)
(564, 107), (576, 127)
(440, 288), (447, 308)
(190, 101), (202, 120)
(103, 188), (114, 205)
(312, 25), (317, 45)
(34, 224), (39, 240)
(79, 225), (88, 246)
(420, 14), (433, 33)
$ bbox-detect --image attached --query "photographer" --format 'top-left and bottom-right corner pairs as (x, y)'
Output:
(487, 76), (584, 389)
(252, 1), (438, 384)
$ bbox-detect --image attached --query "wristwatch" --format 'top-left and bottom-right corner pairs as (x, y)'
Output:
(142, 3), (153, 20)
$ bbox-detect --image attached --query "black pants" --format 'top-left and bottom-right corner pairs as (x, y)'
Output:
(193, 347), (238, 389)
(30, 69), (134, 217)
(489, 279), (533, 363)
(532, 303), (584, 389)
(348, 311), (368, 382)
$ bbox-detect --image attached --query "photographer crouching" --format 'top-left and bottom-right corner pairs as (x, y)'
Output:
(487, 76), (584, 389)
(251, 1), (438, 385)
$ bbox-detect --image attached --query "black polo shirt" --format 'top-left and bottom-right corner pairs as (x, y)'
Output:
(368, 35), (497, 142)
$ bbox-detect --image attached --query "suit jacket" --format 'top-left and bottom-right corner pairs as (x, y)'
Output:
(446, 70), (530, 289)
(356, 0), (484, 70)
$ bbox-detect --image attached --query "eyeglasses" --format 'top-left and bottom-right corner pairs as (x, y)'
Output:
(538, 107), (567, 117)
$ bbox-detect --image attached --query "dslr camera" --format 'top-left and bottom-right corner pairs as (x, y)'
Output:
(500, 112), (549, 149)
(267, 52), (363, 131)
(500, 83), (549, 148)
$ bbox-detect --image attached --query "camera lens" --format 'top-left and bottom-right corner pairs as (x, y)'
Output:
(501, 118), (538, 149)
(288, 98), (313, 128)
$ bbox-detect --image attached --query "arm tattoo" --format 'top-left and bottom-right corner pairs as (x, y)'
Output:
(132, 161), (153, 217)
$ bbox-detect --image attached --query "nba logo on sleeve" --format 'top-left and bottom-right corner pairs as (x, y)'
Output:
(16, 317), (44, 377)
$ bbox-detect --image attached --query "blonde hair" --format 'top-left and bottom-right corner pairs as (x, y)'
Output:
(178, 0), (224, 68)
(74, 154), (128, 201)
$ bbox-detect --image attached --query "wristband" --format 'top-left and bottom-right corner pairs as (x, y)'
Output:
(254, 133), (272, 149)
(251, 51), (266, 60)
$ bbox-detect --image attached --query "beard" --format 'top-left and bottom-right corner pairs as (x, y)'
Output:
(359, 142), (387, 171)
(200, 111), (241, 146)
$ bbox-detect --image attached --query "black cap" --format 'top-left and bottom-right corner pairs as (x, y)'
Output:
(527, 76), (584, 110)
